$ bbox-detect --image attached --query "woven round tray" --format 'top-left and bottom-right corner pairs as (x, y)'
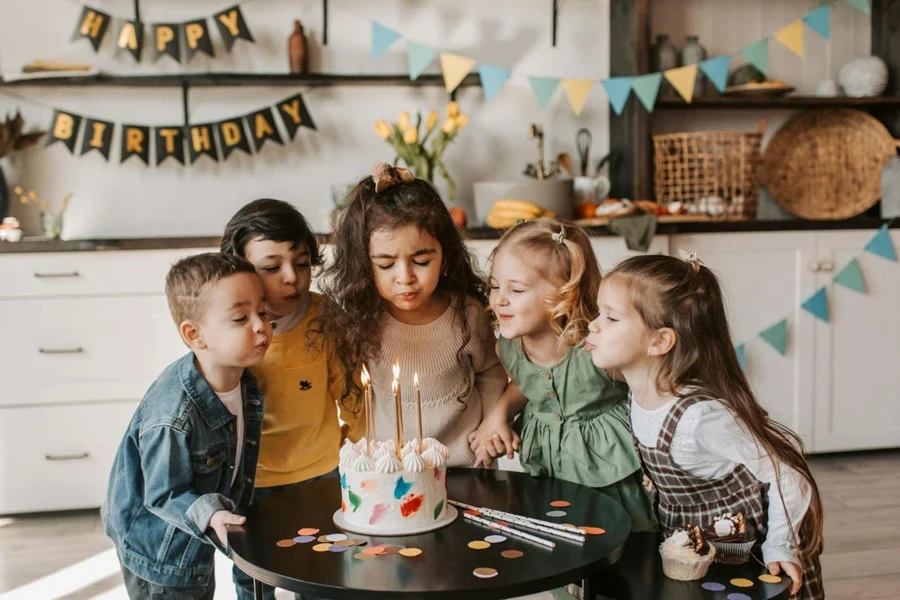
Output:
(762, 109), (900, 220)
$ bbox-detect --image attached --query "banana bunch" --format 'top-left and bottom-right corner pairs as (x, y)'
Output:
(486, 199), (555, 229)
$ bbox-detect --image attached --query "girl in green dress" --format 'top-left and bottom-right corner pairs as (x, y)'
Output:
(468, 218), (655, 531)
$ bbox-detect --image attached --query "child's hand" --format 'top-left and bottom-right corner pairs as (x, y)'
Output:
(473, 446), (494, 468)
(767, 561), (802, 595)
(209, 510), (246, 547)
(468, 415), (519, 459)
(642, 475), (655, 493)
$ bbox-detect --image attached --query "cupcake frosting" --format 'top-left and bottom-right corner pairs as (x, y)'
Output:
(401, 450), (426, 472)
(352, 453), (376, 472)
(660, 526), (710, 558)
(375, 453), (402, 474)
(706, 512), (752, 544)
(421, 445), (446, 468)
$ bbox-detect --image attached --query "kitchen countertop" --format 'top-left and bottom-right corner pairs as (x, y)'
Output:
(0, 218), (896, 254)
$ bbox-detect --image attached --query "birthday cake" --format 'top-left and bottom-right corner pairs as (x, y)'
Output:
(338, 437), (450, 533)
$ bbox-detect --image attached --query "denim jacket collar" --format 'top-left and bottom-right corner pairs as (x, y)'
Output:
(177, 354), (262, 429)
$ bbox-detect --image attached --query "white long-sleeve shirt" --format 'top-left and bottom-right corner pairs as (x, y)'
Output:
(631, 398), (811, 567)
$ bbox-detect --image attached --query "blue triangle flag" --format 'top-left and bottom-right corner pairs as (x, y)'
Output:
(741, 39), (769, 76)
(632, 73), (662, 111)
(478, 64), (512, 101)
(803, 5), (831, 40)
(864, 224), (897, 262)
(371, 22), (402, 58)
(759, 319), (788, 356)
(407, 42), (438, 80)
(529, 76), (560, 110)
(801, 287), (829, 323)
(601, 77), (634, 115)
(700, 55), (731, 93)
(736, 344), (747, 370)
(833, 258), (866, 293)
(844, 0), (871, 16)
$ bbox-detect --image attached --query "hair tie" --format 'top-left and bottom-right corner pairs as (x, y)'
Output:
(372, 162), (415, 193)
(551, 226), (566, 245)
(678, 249), (703, 273)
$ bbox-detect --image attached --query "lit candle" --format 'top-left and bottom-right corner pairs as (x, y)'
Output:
(392, 360), (402, 456)
(361, 364), (373, 450)
(414, 372), (423, 452)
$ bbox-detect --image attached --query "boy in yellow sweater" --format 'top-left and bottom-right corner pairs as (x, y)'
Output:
(222, 199), (364, 600)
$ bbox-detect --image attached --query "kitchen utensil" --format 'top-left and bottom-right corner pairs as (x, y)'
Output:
(576, 128), (591, 176)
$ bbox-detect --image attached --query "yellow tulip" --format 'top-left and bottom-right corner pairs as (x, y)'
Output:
(425, 110), (439, 130)
(455, 114), (470, 131)
(397, 111), (411, 131)
(403, 127), (418, 144)
(441, 117), (457, 134)
(445, 101), (460, 118)
(373, 120), (392, 140)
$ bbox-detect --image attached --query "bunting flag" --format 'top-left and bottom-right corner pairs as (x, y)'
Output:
(72, 6), (111, 52)
(152, 23), (182, 63)
(736, 344), (747, 370)
(833, 258), (866, 293)
(183, 19), (215, 61)
(864, 225), (897, 261)
(186, 123), (220, 164)
(561, 79), (593, 116)
(664, 64), (698, 103)
(700, 55), (731, 93)
(246, 107), (283, 152)
(741, 39), (770, 76)
(46, 111), (82, 154)
(844, 0), (871, 16)
(407, 42), (438, 80)
(759, 319), (788, 356)
(440, 53), (477, 93)
(801, 287), (829, 322)
(120, 124), (151, 165)
(371, 22), (402, 58)
(216, 119), (252, 160)
(276, 93), (317, 137)
(803, 5), (831, 40)
(79, 118), (114, 160)
(632, 73), (663, 111)
(155, 126), (186, 165)
(213, 5), (254, 52)
(775, 21), (805, 58)
(478, 64), (512, 101)
(115, 20), (144, 61)
(529, 77), (560, 110)
(601, 77), (633, 116)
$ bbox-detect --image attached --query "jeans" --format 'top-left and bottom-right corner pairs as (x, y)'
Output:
(121, 563), (215, 600)
(233, 468), (339, 600)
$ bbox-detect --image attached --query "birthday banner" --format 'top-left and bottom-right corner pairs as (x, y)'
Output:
(734, 224), (895, 370)
(72, 4), (254, 63)
(371, 0), (869, 116)
(44, 93), (316, 166)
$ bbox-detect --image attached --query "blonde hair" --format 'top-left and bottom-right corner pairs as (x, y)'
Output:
(490, 218), (600, 346)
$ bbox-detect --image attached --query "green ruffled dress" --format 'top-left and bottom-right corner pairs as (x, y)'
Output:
(499, 337), (656, 532)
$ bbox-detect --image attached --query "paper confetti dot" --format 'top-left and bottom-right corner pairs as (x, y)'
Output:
(727, 595), (752, 600)
(350, 538), (368, 547)
(297, 528), (319, 536)
(546, 510), (567, 517)
(550, 500), (571, 508)
(473, 567), (498, 579)
(312, 543), (332, 552)
(293, 535), (316, 544)
(484, 535), (507, 544)
(362, 546), (385, 556)
(577, 526), (606, 535)
(399, 547), (422, 557)
(317, 535), (332, 543)
(326, 533), (349, 542)
(329, 544), (350, 553)
(730, 578), (754, 588)
(759, 574), (782, 583)
(276, 539), (296, 548)
(701, 582), (726, 591)
(354, 553), (375, 561)
(468, 540), (491, 550)
(501, 549), (524, 559)
(381, 545), (403, 555)
(335, 539), (356, 547)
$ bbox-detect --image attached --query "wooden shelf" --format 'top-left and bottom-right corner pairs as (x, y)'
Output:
(655, 95), (900, 110)
(0, 72), (482, 88)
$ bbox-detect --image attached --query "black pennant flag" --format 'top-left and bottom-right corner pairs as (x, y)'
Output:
(79, 118), (114, 160)
(152, 23), (182, 63)
(276, 93), (317, 140)
(120, 124), (151, 165)
(183, 19), (215, 61)
(46, 111), (83, 154)
(71, 6), (111, 52)
(154, 126), (185, 165)
(216, 119), (252, 160)
(213, 5), (254, 52)
(115, 20), (144, 61)
(245, 107), (283, 153)
(185, 123), (220, 164)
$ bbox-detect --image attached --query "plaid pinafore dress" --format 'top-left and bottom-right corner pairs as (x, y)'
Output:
(633, 396), (823, 600)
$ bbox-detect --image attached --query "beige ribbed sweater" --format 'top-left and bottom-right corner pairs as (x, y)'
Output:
(369, 296), (507, 467)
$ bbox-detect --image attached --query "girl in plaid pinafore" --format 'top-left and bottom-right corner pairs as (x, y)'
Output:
(584, 253), (825, 600)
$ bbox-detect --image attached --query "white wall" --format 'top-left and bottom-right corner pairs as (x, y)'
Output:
(0, 0), (611, 238)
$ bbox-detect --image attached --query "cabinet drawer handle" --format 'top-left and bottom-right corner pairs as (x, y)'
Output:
(807, 260), (821, 273)
(39, 347), (84, 354)
(820, 260), (835, 272)
(33, 271), (80, 279)
(44, 452), (90, 461)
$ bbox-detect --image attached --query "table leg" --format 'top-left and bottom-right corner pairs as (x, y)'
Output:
(581, 576), (594, 600)
(253, 578), (264, 600)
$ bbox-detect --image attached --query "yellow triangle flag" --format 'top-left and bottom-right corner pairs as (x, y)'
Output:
(664, 64), (698, 103)
(561, 79), (594, 116)
(775, 20), (804, 57)
(440, 53), (477, 93)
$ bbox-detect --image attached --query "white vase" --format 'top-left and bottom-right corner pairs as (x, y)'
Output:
(839, 56), (889, 97)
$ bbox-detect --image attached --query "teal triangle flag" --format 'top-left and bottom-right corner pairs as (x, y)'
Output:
(803, 5), (831, 40)
(478, 64), (512, 101)
(700, 55), (731, 93)
(371, 22), (402, 58)
(632, 73), (662, 111)
(736, 344), (747, 370)
(759, 319), (788, 356)
(801, 287), (830, 323)
(844, 0), (871, 16)
(601, 77), (634, 115)
(529, 76), (560, 110)
(407, 42), (438, 80)
(864, 224), (897, 261)
(741, 39), (769, 76)
(833, 258), (866, 293)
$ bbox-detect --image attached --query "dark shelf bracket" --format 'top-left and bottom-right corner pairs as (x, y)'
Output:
(181, 80), (190, 127)
(133, 0), (141, 22)
(322, 0), (328, 45)
(552, 0), (561, 47)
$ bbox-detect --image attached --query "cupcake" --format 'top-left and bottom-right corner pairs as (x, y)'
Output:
(705, 512), (756, 565)
(658, 526), (716, 581)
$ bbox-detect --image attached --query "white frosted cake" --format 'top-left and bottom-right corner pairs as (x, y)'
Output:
(338, 437), (450, 532)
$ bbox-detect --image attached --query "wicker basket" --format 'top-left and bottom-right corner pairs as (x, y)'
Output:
(653, 120), (766, 219)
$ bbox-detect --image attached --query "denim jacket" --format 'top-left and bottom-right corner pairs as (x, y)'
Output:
(101, 352), (264, 587)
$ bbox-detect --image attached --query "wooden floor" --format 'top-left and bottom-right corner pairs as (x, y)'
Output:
(0, 451), (898, 599)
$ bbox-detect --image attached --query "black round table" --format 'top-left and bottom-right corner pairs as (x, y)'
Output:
(228, 467), (631, 599)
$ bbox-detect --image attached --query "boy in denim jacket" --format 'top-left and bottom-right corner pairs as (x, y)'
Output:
(102, 252), (273, 599)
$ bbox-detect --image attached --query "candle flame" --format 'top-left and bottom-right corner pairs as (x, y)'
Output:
(413, 372), (419, 387)
(361, 364), (370, 386)
(392, 360), (400, 380)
